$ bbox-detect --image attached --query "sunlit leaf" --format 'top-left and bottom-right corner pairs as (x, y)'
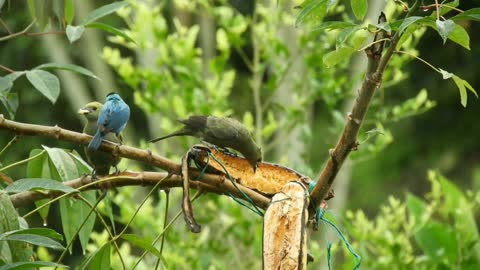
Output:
(35, 63), (99, 80)
(25, 70), (60, 104)
(323, 46), (355, 67)
(5, 178), (77, 194)
(351, 0), (368, 21)
(295, 0), (328, 26)
(415, 222), (458, 263)
(80, 1), (129, 25)
(65, 0), (74, 24)
(439, 68), (453, 79)
(452, 75), (477, 107)
(66, 25), (85, 43)
(436, 19), (455, 44)
(86, 22), (136, 44)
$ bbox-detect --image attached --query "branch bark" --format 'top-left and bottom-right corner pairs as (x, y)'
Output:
(308, 12), (395, 215)
(0, 115), (271, 210)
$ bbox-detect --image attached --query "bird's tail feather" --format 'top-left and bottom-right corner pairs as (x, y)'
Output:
(88, 130), (104, 150)
(150, 131), (190, 143)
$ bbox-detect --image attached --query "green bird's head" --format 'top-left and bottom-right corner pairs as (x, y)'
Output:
(78, 102), (103, 121)
(243, 140), (262, 172)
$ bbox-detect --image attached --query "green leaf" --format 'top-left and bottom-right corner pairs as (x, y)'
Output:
(398, 16), (423, 34)
(2, 228), (63, 241)
(448, 24), (470, 50)
(323, 46), (355, 67)
(452, 8), (480, 22)
(0, 193), (32, 262)
(43, 147), (96, 254)
(0, 261), (67, 270)
(25, 70), (60, 104)
(80, 1), (129, 25)
(26, 149), (51, 223)
(35, 63), (99, 80)
(52, 0), (65, 25)
(65, 0), (74, 24)
(436, 19), (455, 44)
(453, 75), (468, 107)
(85, 22), (136, 44)
(65, 25), (85, 43)
(415, 222), (458, 263)
(121, 234), (165, 259)
(5, 178), (77, 194)
(0, 92), (18, 120)
(0, 77), (13, 92)
(311, 21), (356, 31)
(336, 25), (362, 46)
(452, 75), (478, 107)
(439, 68), (453, 79)
(295, 0), (328, 26)
(351, 0), (368, 21)
(406, 193), (427, 230)
(0, 234), (64, 250)
(90, 243), (110, 270)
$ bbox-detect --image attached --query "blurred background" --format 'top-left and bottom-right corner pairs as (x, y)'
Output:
(1, 0), (479, 269)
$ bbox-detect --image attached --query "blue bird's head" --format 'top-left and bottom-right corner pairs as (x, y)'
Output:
(106, 92), (122, 101)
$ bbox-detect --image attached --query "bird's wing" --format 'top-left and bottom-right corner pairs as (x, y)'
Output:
(204, 117), (241, 142)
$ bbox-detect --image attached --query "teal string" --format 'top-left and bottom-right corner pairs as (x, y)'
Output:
(209, 153), (264, 216)
(317, 208), (361, 270)
(326, 241), (333, 270)
(192, 151), (210, 181)
(192, 150), (263, 216)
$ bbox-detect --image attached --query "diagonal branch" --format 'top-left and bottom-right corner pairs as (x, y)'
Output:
(308, 12), (397, 215)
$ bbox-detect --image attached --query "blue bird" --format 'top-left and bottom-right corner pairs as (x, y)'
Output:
(88, 92), (130, 150)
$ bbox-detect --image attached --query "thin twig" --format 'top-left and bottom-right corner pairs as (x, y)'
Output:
(0, 135), (19, 157)
(0, 20), (36, 42)
(131, 191), (202, 270)
(395, 50), (441, 73)
(0, 64), (15, 73)
(77, 194), (127, 270)
(154, 190), (170, 270)
(54, 192), (107, 270)
(113, 174), (171, 240)
(0, 150), (45, 173)
(0, 17), (12, 34)
(434, 0), (440, 20)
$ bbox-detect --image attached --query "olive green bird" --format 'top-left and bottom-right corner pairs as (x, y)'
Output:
(150, 115), (262, 171)
(78, 102), (122, 176)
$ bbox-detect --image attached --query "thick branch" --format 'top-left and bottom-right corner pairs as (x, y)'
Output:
(0, 116), (270, 210)
(309, 13), (396, 215)
(9, 170), (271, 210)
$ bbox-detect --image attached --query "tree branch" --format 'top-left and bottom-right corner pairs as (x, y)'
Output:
(0, 115), (271, 210)
(308, 13), (394, 215)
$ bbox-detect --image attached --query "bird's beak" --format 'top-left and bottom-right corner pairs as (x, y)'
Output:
(78, 108), (90, 115)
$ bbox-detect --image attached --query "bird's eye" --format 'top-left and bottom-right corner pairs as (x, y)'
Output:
(92, 107), (97, 111)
